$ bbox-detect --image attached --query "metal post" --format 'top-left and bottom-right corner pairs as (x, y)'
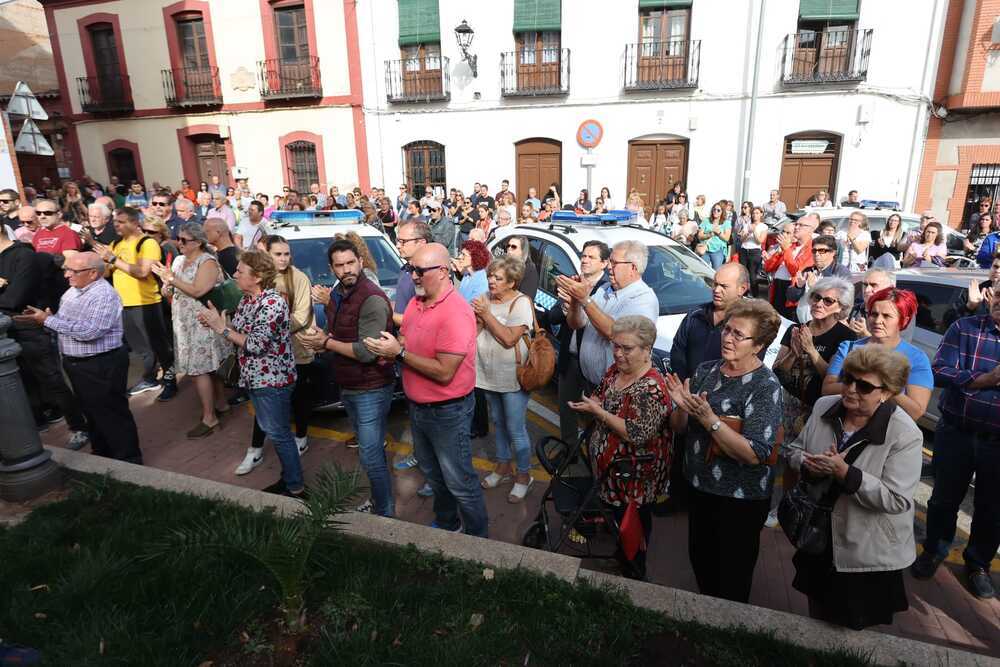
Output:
(0, 314), (64, 501)
(740, 0), (767, 205)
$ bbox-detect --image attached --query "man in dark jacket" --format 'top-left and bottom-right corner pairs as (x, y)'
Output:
(544, 240), (609, 445)
(0, 225), (89, 449)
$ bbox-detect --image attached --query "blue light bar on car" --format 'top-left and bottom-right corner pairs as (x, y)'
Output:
(270, 209), (364, 224)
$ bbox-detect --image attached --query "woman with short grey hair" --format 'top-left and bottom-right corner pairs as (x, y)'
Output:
(151, 221), (232, 438)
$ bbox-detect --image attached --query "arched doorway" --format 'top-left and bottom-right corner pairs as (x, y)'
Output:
(778, 131), (841, 210)
(627, 137), (688, 216)
(515, 138), (561, 204)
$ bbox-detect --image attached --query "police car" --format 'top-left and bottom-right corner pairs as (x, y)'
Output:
(269, 210), (404, 410)
(486, 212), (791, 369)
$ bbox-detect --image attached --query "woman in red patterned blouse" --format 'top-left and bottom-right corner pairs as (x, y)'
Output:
(569, 315), (673, 579)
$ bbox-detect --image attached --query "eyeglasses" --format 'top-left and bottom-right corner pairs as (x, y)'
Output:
(810, 293), (839, 307)
(721, 325), (753, 342)
(177, 237), (196, 245)
(36, 210), (58, 216)
(150, 201), (169, 206)
(609, 259), (635, 270)
(840, 373), (884, 395)
(407, 264), (446, 277)
(813, 247), (832, 255)
(63, 267), (97, 275)
(396, 237), (423, 246)
(612, 342), (641, 354)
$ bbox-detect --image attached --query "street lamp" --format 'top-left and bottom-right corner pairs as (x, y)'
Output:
(454, 20), (478, 77)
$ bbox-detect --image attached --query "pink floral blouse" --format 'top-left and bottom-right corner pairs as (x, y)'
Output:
(230, 288), (297, 389)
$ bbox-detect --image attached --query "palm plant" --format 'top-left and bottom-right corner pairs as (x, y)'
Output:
(148, 464), (359, 633)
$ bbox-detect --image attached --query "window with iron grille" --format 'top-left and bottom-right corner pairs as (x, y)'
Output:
(286, 140), (318, 193)
(963, 164), (1000, 225)
(403, 141), (446, 199)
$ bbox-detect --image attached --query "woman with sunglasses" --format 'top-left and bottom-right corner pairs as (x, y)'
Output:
(698, 201), (733, 270)
(787, 344), (922, 630)
(823, 288), (932, 422)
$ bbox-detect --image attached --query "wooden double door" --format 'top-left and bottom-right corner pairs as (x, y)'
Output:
(778, 133), (840, 210)
(516, 139), (561, 203)
(195, 138), (227, 186)
(627, 140), (687, 216)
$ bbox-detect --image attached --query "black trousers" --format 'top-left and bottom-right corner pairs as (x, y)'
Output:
(11, 324), (86, 431)
(252, 362), (317, 445)
(62, 347), (142, 463)
(688, 485), (769, 603)
(122, 303), (175, 383)
(771, 278), (796, 322)
(739, 248), (763, 298)
(471, 387), (489, 437)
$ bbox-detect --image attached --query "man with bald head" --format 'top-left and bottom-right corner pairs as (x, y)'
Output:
(15, 251), (142, 463)
(364, 243), (488, 536)
(15, 205), (38, 244)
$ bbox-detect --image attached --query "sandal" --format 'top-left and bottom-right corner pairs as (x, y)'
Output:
(507, 477), (534, 503)
(481, 471), (513, 489)
(186, 421), (219, 439)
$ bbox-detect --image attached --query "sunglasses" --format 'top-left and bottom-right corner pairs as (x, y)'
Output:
(406, 264), (445, 277)
(505, 243), (520, 250)
(0, 198), (15, 203)
(142, 228), (160, 234)
(840, 373), (884, 395)
(813, 247), (832, 254)
(36, 210), (58, 216)
(810, 292), (839, 306)
(150, 201), (169, 206)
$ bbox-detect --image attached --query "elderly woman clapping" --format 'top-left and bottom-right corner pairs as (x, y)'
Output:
(665, 299), (784, 603)
(568, 315), (672, 579)
(786, 345), (922, 630)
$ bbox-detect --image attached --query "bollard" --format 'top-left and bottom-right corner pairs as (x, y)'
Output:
(0, 313), (64, 501)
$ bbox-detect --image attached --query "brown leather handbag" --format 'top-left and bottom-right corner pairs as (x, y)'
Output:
(508, 295), (555, 392)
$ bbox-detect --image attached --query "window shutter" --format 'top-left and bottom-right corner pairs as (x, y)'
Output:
(638, 0), (693, 8)
(513, 0), (561, 33)
(398, 0), (441, 46)
(798, 0), (860, 21)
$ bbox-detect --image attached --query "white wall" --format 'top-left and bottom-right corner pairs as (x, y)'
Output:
(359, 0), (940, 207)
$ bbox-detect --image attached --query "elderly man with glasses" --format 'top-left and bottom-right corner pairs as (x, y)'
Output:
(14, 252), (142, 463)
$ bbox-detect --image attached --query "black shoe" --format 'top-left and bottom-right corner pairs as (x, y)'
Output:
(157, 381), (178, 402)
(42, 408), (65, 424)
(262, 479), (307, 500)
(227, 391), (250, 407)
(966, 567), (996, 599)
(911, 549), (946, 580)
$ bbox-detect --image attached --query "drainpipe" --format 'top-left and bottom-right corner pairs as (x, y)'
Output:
(740, 0), (767, 206)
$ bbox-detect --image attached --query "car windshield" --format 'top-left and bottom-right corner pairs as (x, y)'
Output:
(642, 245), (713, 315)
(288, 236), (403, 288)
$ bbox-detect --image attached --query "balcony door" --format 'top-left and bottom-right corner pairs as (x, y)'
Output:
(516, 32), (560, 92)
(401, 44), (442, 98)
(176, 16), (213, 99)
(638, 8), (689, 84)
(274, 4), (310, 91)
(88, 24), (123, 102)
(792, 23), (854, 79)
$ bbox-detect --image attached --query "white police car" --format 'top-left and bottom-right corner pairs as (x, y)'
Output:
(487, 213), (790, 369)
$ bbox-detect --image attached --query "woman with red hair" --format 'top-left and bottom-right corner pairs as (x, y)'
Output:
(454, 239), (491, 304)
(822, 288), (933, 421)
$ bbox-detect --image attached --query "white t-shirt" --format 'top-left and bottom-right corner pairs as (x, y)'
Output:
(835, 230), (869, 269)
(475, 294), (533, 393)
(741, 222), (768, 250)
(237, 219), (271, 250)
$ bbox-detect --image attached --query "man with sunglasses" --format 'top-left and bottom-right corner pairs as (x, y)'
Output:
(31, 199), (81, 259)
(1, 188), (21, 233)
(788, 235), (850, 323)
(917, 281), (1000, 599)
(364, 243), (488, 537)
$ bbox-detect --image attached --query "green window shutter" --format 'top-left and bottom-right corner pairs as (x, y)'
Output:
(798, 0), (860, 21)
(638, 0), (693, 8)
(513, 0), (561, 33)
(398, 0), (441, 46)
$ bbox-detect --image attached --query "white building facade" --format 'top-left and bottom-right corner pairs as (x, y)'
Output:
(358, 0), (949, 211)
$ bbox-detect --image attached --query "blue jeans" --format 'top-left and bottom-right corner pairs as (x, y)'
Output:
(706, 248), (727, 269)
(249, 385), (303, 492)
(342, 385), (395, 517)
(410, 394), (488, 537)
(923, 419), (1000, 571)
(483, 389), (532, 474)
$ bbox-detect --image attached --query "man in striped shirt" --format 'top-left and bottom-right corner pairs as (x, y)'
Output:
(15, 252), (142, 464)
(913, 280), (1000, 599)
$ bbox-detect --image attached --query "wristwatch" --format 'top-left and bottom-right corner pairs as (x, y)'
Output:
(709, 420), (722, 433)
(396, 346), (406, 361)
(221, 327), (231, 339)
(582, 297), (593, 307)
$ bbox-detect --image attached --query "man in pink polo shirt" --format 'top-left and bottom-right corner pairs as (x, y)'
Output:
(365, 243), (488, 537)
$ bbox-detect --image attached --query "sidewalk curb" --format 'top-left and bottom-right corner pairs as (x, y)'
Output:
(48, 448), (998, 667)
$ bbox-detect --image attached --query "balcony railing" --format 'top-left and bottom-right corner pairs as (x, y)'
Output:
(624, 39), (700, 91)
(257, 56), (322, 100)
(781, 28), (872, 84)
(162, 67), (222, 107)
(385, 56), (450, 103)
(76, 75), (133, 114)
(500, 48), (570, 97)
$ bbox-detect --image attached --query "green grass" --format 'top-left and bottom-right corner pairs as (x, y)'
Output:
(0, 474), (874, 666)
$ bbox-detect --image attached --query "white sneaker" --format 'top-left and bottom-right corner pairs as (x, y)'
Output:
(764, 509), (779, 528)
(356, 498), (374, 513)
(295, 436), (309, 455)
(234, 447), (264, 475)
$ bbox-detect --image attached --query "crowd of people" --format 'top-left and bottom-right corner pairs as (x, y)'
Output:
(1, 171), (998, 631)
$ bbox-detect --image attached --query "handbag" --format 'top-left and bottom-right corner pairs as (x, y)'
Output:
(507, 295), (555, 392)
(777, 442), (869, 555)
(199, 260), (243, 313)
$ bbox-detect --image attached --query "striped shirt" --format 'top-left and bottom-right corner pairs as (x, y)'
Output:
(932, 314), (1000, 433)
(43, 278), (124, 358)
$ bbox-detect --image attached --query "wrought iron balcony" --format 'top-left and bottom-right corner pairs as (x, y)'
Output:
(624, 39), (700, 91)
(257, 56), (322, 100)
(76, 75), (133, 114)
(385, 56), (451, 103)
(781, 28), (872, 84)
(500, 48), (570, 97)
(162, 67), (222, 107)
